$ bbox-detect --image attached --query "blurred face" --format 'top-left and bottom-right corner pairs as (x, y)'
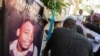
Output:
(90, 10), (94, 15)
(79, 10), (83, 15)
(17, 21), (35, 50)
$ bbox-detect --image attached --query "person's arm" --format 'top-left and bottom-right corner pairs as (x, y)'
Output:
(42, 28), (59, 56)
(83, 22), (100, 34)
(88, 30), (100, 43)
(42, 39), (52, 56)
(42, 33), (54, 56)
(94, 36), (100, 43)
(86, 33), (95, 39)
(89, 48), (94, 56)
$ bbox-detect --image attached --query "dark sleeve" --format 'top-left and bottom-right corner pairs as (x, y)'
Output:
(76, 45), (94, 56)
(89, 49), (94, 56)
(42, 28), (60, 56)
(89, 44), (94, 56)
(42, 33), (54, 56)
(84, 22), (100, 34)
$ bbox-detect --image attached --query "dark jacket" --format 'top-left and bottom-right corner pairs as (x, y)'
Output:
(43, 27), (93, 56)
(84, 22), (100, 34)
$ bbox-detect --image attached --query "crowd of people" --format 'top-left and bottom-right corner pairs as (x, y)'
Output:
(42, 9), (100, 56)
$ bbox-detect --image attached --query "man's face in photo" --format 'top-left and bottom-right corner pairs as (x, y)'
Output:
(17, 21), (35, 50)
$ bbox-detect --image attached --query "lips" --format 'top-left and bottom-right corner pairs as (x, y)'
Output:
(22, 41), (30, 46)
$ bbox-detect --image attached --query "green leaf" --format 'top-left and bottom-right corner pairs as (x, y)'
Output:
(41, 0), (70, 14)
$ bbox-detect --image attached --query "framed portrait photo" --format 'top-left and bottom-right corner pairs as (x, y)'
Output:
(4, 0), (44, 56)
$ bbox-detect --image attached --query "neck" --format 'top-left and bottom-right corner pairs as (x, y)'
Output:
(17, 42), (28, 52)
(17, 42), (23, 52)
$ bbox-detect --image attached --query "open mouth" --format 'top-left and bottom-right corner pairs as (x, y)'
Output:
(23, 41), (30, 46)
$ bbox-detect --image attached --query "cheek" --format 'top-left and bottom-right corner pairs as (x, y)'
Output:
(31, 35), (34, 41)
(20, 34), (27, 39)
(18, 35), (24, 43)
(19, 33), (28, 42)
(19, 32), (34, 42)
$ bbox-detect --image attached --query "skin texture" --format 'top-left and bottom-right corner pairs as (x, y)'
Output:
(17, 21), (35, 52)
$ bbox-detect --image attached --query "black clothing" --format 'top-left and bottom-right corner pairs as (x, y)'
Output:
(84, 22), (100, 34)
(86, 16), (91, 22)
(43, 27), (93, 56)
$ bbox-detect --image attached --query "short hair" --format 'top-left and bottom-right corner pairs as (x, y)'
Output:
(18, 18), (36, 29)
(79, 9), (83, 14)
(63, 17), (76, 27)
(17, 18), (37, 38)
(76, 25), (84, 35)
(79, 9), (83, 11)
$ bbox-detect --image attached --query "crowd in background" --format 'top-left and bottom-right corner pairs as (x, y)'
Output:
(42, 9), (100, 56)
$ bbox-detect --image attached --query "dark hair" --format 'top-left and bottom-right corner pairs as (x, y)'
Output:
(76, 25), (84, 35)
(79, 9), (83, 14)
(63, 18), (76, 31)
(63, 18), (76, 27)
(19, 18), (36, 29)
(17, 18), (38, 39)
(79, 9), (83, 11)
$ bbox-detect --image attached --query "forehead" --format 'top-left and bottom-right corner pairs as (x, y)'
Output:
(20, 21), (35, 30)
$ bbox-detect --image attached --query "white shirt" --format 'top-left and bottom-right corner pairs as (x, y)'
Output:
(77, 15), (84, 22)
(10, 40), (38, 56)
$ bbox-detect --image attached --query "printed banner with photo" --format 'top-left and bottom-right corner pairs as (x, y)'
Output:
(5, 0), (44, 56)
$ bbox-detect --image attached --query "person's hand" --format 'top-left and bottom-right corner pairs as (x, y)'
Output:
(86, 33), (95, 39)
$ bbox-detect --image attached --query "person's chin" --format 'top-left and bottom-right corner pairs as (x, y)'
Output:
(22, 45), (30, 50)
(22, 47), (29, 51)
(22, 42), (30, 48)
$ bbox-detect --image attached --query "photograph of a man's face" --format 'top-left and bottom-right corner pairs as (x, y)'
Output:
(4, 0), (44, 56)
(10, 19), (38, 56)
(16, 20), (35, 51)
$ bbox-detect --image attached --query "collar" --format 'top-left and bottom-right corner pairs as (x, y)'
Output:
(10, 39), (33, 52)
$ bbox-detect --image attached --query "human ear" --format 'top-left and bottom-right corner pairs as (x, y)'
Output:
(16, 28), (20, 37)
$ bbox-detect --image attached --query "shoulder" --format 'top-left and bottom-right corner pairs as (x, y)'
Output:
(33, 45), (38, 56)
(74, 33), (92, 47)
(53, 27), (70, 32)
(10, 40), (18, 50)
(74, 32), (88, 41)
